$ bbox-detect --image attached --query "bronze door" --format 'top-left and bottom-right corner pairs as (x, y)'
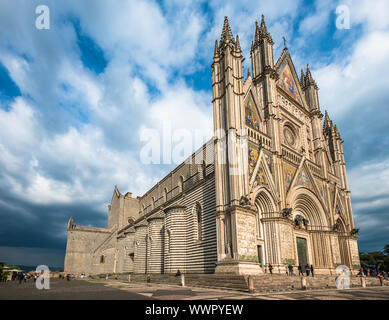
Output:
(296, 237), (308, 267)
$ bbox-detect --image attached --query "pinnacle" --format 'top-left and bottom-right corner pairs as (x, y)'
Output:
(235, 35), (241, 52)
(300, 67), (305, 86)
(220, 16), (235, 45)
(260, 14), (268, 34)
(214, 40), (219, 57)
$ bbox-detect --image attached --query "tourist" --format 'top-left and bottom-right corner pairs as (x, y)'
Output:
(367, 268), (371, 277)
(298, 265), (303, 276)
(305, 264), (310, 277)
(288, 264), (293, 276)
(18, 272), (24, 284)
(66, 274), (70, 281)
(358, 267), (363, 276)
(268, 264), (273, 275)
(310, 265), (314, 277)
(175, 269), (181, 277)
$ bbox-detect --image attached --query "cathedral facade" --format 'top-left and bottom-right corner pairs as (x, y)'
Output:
(64, 16), (360, 276)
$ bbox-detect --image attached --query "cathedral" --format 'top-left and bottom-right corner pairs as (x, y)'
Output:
(64, 16), (360, 276)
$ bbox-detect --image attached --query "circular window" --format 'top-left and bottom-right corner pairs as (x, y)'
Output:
(284, 126), (296, 147)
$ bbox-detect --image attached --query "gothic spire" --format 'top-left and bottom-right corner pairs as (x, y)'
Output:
(220, 16), (235, 46)
(305, 63), (318, 89)
(324, 110), (333, 133)
(259, 14), (268, 35)
(258, 14), (273, 44)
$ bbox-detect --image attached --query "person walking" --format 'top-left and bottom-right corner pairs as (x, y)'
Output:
(305, 264), (310, 276)
(268, 264), (273, 275)
(310, 264), (314, 277)
(298, 265), (303, 276)
(288, 264), (293, 276)
(18, 272), (24, 285)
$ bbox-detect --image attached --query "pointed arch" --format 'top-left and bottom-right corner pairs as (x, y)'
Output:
(288, 187), (329, 228)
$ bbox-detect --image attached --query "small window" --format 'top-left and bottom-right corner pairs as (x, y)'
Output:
(100, 255), (105, 264)
(195, 203), (202, 241)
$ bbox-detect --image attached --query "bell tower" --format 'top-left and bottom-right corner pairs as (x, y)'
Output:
(213, 17), (262, 274)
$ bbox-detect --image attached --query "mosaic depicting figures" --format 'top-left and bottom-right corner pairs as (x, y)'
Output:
(248, 147), (259, 177)
(253, 165), (268, 188)
(283, 162), (297, 191)
(277, 61), (301, 103)
(245, 104), (260, 131)
(264, 153), (272, 173)
(335, 204), (341, 215)
(296, 169), (311, 189)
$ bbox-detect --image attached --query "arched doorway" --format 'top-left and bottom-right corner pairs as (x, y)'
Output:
(289, 188), (331, 270)
(336, 217), (351, 267)
(254, 188), (278, 269)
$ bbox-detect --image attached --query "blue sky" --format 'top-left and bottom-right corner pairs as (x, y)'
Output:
(0, 0), (389, 267)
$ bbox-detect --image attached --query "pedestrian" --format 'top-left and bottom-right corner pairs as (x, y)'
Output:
(18, 272), (24, 285)
(288, 264), (293, 276)
(367, 268), (370, 277)
(175, 269), (181, 277)
(305, 264), (310, 276)
(310, 264), (314, 277)
(66, 274), (70, 281)
(298, 265), (303, 276)
(358, 267), (363, 276)
(269, 264), (273, 275)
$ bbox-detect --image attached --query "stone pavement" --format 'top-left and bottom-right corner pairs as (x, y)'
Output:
(0, 278), (153, 300)
(96, 279), (389, 300)
(1, 278), (388, 300)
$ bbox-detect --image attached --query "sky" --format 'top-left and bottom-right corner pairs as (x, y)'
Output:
(0, 0), (388, 268)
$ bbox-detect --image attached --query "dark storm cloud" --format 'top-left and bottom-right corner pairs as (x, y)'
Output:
(0, 184), (107, 250)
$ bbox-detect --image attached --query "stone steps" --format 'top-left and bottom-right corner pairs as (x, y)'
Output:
(100, 272), (386, 292)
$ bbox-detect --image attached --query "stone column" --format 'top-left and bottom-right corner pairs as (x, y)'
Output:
(147, 212), (165, 274)
(134, 221), (148, 274)
(163, 205), (187, 273)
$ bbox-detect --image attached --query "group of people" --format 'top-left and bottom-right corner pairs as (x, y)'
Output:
(285, 264), (314, 277)
(358, 267), (388, 279)
(265, 264), (314, 276)
(59, 274), (71, 281)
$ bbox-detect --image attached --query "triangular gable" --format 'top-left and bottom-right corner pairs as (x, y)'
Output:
(333, 188), (346, 221)
(244, 87), (263, 131)
(249, 150), (278, 201)
(283, 162), (297, 193)
(287, 157), (328, 212)
(275, 50), (308, 110)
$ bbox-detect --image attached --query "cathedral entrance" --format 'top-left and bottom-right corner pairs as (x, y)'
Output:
(296, 237), (308, 267)
(257, 245), (263, 267)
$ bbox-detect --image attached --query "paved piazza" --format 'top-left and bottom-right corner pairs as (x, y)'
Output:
(0, 278), (388, 300)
